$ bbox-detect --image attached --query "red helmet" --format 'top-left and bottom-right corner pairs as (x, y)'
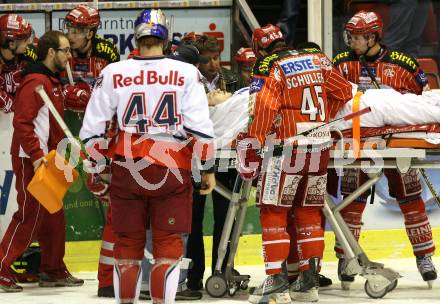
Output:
(252, 24), (284, 56)
(0, 14), (32, 43)
(234, 47), (256, 68)
(345, 11), (383, 39)
(65, 4), (100, 29)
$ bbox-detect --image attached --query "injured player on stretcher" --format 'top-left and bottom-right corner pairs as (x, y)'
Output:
(209, 84), (440, 147)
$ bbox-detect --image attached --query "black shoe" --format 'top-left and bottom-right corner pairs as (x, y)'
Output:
(187, 279), (203, 291)
(139, 290), (151, 300)
(318, 274), (332, 287)
(97, 286), (115, 298)
(176, 288), (203, 300)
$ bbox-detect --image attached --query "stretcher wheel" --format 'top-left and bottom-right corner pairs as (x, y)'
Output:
(206, 275), (227, 298)
(387, 279), (398, 292)
(240, 279), (249, 290)
(228, 286), (238, 297)
(341, 281), (351, 290)
(364, 280), (388, 299)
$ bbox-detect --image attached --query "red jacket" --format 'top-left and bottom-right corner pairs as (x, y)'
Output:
(11, 62), (65, 163)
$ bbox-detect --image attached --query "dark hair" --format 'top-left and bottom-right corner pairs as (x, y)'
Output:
(136, 36), (163, 49)
(266, 40), (287, 53)
(296, 41), (322, 51)
(193, 35), (220, 54)
(37, 31), (66, 61)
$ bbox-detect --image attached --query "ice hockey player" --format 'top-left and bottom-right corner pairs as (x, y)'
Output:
(0, 14), (36, 114)
(237, 24), (352, 303)
(332, 10), (436, 287)
(62, 4), (119, 112)
(79, 9), (215, 304)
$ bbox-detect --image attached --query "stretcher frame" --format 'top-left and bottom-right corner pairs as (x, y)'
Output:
(205, 144), (440, 299)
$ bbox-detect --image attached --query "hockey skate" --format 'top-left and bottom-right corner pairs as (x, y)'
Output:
(97, 285), (114, 297)
(248, 273), (291, 304)
(417, 256), (437, 288)
(0, 274), (23, 292)
(289, 257), (320, 302)
(318, 274), (332, 287)
(338, 257), (355, 290)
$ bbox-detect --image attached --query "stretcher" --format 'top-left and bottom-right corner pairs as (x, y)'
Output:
(205, 125), (440, 299)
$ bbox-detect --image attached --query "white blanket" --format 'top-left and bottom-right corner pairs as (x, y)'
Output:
(209, 87), (440, 147)
(336, 89), (440, 130)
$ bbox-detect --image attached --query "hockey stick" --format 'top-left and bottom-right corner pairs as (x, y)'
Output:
(358, 55), (379, 203)
(420, 166), (440, 208)
(35, 85), (108, 221)
(35, 85), (80, 150)
(359, 55), (380, 89)
(268, 106), (371, 153)
(65, 62), (75, 86)
(359, 56), (440, 207)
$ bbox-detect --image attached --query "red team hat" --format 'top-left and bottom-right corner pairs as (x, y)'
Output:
(0, 14), (32, 43)
(251, 24), (284, 56)
(345, 11), (383, 39)
(65, 4), (100, 29)
(181, 31), (204, 43)
(234, 47), (256, 69)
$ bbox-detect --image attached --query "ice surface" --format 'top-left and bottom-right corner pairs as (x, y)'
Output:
(2, 257), (440, 304)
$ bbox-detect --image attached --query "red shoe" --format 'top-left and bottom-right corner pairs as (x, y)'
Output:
(0, 274), (23, 292)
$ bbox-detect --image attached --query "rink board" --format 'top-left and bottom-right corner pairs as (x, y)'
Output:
(64, 227), (440, 272)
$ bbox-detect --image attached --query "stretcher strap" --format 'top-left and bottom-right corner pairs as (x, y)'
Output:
(352, 91), (363, 158)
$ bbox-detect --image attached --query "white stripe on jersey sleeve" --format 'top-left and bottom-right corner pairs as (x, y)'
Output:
(80, 65), (117, 143)
(181, 68), (214, 139)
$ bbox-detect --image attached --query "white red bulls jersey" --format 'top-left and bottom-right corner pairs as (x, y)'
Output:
(80, 56), (214, 170)
(249, 47), (353, 147)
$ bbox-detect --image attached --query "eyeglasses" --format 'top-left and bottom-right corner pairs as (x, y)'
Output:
(56, 47), (71, 54)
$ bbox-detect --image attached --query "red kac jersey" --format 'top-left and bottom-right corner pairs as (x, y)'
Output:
(333, 47), (428, 94)
(248, 47), (353, 147)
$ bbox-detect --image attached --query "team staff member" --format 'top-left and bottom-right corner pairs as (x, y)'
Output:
(0, 31), (84, 292)
(332, 10), (436, 285)
(80, 9), (215, 304)
(185, 34), (245, 291)
(239, 24), (352, 303)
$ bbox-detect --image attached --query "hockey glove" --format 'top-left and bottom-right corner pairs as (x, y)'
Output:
(84, 159), (111, 203)
(3, 70), (22, 95)
(235, 132), (262, 181)
(0, 91), (14, 113)
(63, 82), (91, 112)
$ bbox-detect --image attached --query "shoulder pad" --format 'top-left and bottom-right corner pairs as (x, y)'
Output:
(22, 45), (38, 62)
(253, 53), (280, 76)
(384, 50), (418, 72)
(93, 36), (120, 63)
(332, 51), (356, 65)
